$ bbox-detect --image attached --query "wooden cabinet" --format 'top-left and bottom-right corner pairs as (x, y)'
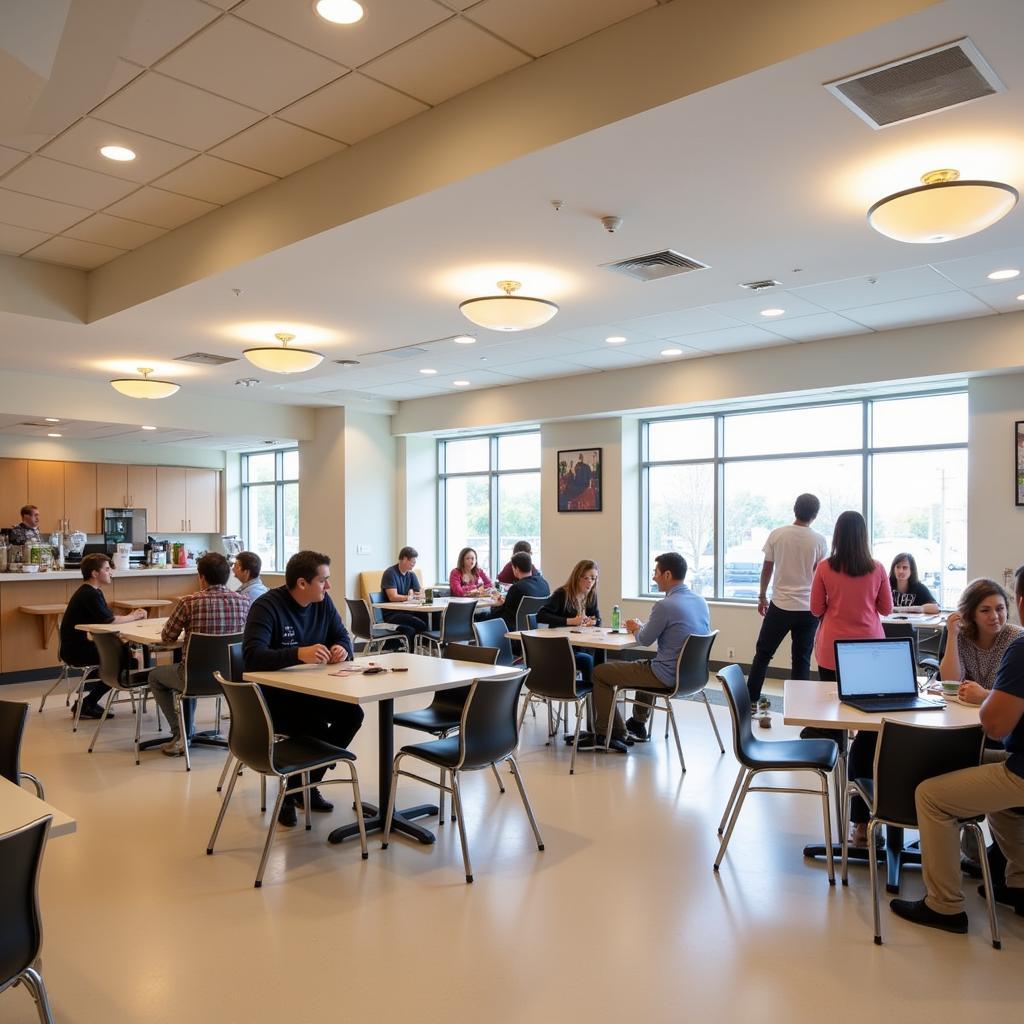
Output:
(127, 465), (157, 514)
(0, 459), (27, 527)
(27, 461), (65, 533)
(63, 462), (98, 533)
(186, 469), (220, 533)
(96, 464), (128, 508)
(156, 467), (187, 532)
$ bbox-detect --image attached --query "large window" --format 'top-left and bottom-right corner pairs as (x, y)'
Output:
(241, 448), (299, 572)
(642, 392), (967, 606)
(439, 432), (540, 582)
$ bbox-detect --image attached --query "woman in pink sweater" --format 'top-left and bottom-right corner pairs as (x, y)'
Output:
(448, 547), (493, 597)
(810, 510), (892, 846)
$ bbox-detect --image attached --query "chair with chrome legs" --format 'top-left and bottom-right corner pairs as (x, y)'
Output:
(472, 616), (517, 666)
(39, 659), (97, 717)
(345, 598), (408, 655)
(0, 815), (55, 1024)
(714, 664), (839, 885)
(383, 668), (542, 883)
(840, 719), (999, 947)
(86, 632), (152, 765)
(207, 675), (368, 888)
(0, 701), (44, 798)
(514, 596), (549, 632)
(415, 599), (478, 656)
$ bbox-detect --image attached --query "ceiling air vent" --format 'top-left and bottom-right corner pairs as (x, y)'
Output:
(739, 279), (780, 291)
(382, 346), (429, 360)
(174, 352), (238, 365)
(602, 249), (709, 283)
(825, 38), (1005, 130)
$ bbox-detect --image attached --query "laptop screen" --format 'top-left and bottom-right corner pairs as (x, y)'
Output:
(834, 638), (916, 697)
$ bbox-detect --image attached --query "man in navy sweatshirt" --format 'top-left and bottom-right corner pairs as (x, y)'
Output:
(243, 549), (363, 827)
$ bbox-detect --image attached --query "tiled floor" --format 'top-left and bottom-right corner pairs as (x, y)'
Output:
(3, 671), (1020, 1023)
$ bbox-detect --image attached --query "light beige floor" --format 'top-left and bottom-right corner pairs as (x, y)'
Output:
(3, 672), (1020, 1024)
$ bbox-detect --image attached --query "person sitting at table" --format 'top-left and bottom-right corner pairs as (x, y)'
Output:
(232, 550), (268, 603)
(889, 552), (940, 613)
(381, 546), (429, 650)
(149, 553), (250, 758)
(590, 552), (710, 751)
(9, 504), (42, 546)
(810, 510), (892, 848)
(491, 551), (549, 630)
(890, 564), (1024, 934)
(448, 547), (493, 597)
(58, 552), (147, 720)
(497, 541), (538, 585)
(940, 577), (1024, 705)
(244, 549), (362, 828)
(538, 559), (604, 688)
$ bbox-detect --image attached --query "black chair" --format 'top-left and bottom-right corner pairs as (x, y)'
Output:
(415, 599), (478, 656)
(383, 669), (543, 883)
(0, 701), (43, 798)
(715, 665), (839, 885)
(519, 634), (593, 774)
(207, 675), (367, 887)
(345, 598), (407, 655)
(839, 719), (999, 947)
(215, 644), (256, 795)
(0, 815), (55, 1024)
(86, 631), (152, 765)
(882, 622), (940, 682)
(368, 591), (390, 625)
(472, 617), (517, 667)
(515, 596), (548, 632)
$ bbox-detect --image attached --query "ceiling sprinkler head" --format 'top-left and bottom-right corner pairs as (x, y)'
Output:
(601, 215), (623, 233)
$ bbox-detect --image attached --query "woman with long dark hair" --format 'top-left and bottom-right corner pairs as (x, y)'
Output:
(538, 560), (604, 686)
(889, 552), (940, 614)
(448, 547), (493, 597)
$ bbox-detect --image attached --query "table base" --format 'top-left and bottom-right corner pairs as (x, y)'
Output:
(328, 802), (439, 845)
(137, 729), (227, 752)
(804, 827), (918, 893)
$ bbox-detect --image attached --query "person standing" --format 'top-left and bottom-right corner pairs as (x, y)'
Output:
(746, 493), (828, 709)
(10, 504), (42, 546)
(232, 550), (268, 603)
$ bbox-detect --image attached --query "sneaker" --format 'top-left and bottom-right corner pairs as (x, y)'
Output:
(890, 898), (968, 934)
(625, 717), (648, 741)
(160, 738), (185, 757)
(294, 788), (334, 813)
(277, 797), (297, 828)
(574, 733), (628, 753)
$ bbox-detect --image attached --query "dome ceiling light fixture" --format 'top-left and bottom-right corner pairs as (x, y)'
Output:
(459, 280), (559, 332)
(243, 332), (324, 374)
(867, 168), (1018, 244)
(315, 0), (364, 25)
(109, 367), (180, 399)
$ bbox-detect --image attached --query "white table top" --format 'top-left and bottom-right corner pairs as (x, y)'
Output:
(507, 626), (652, 651)
(783, 678), (980, 732)
(881, 613), (947, 628)
(244, 651), (517, 704)
(377, 596), (499, 613)
(76, 617), (170, 637)
(0, 777), (76, 839)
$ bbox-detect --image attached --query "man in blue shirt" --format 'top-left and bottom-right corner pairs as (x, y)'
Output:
(590, 552), (710, 753)
(380, 546), (427, 649)
(891, 563), (1024, 933)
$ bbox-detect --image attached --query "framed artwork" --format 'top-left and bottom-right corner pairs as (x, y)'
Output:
(1016, 421), (1024, 507)
(557, 448), (602, 512)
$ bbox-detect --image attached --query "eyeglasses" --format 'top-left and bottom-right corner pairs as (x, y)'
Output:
(582, 575), (599, 582)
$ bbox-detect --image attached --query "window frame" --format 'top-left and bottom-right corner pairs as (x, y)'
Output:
(241, 447), (299, 572)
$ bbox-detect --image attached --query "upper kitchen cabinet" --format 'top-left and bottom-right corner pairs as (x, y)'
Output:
(64, 462), (98, 533)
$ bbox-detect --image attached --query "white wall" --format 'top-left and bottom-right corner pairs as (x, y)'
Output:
(396, 434), (438, 585)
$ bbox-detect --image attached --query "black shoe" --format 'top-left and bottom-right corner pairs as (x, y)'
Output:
(72, 702), (110, 720)
(565, 731), (594, 746)
(890, 898), (968, 934)
(625, 717), (648, 741)
(294, 788), (334, 813)
(574, 732), (628, 753)
(960, 856), (983, 879)
(277, 796), (297, 828)
(607, 737), (629, 754)
(978, 883), (1024, 914)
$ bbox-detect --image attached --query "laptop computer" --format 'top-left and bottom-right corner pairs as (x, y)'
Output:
(834, 637), (946, 713)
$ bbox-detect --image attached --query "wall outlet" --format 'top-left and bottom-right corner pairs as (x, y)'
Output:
(727, 647), (735, 659)
(356, 544), (371, 555)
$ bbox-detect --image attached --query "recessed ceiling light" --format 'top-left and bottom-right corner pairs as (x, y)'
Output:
(47, 432), (62, 438)
(606, 336), (627, 344)
(420, 368), (438, 375)
(99, 144), (136, 162)
(660, 347), (683, 356)
(452, 380), (471, 387)
(314, 0), (364, 24)
(760, 308), (786, 317)
(141, 425), (157, 431)
(452, 335), (476, 345)
(987, 268), (1020, 281)
(44, 417), (59, 423)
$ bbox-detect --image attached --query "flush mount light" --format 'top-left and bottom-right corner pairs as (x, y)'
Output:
(99, 144), (136, 162)
(867, 168), (1018, 244)
(452, 380), (470, 387)
(419, 368), (438, 375)
(660, 347), (683, 356)
(44, 417), (59, 423)
(987, 268), (1020, 281)
(314, 0), (364, 24)
(1017, 293), (1024, 302)
(760, 308), (786, 317)
(606, 336), (627, 344)
(141, 425), (157, 430)
(459, 280), (559, 332)
(109, 367), (180, 399)
(47, 432), (62, 438)
(243, 332), (324, 374)
(452, 335), (476, 345)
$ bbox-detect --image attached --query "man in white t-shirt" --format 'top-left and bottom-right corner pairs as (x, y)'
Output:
(746, 493), (828, 707)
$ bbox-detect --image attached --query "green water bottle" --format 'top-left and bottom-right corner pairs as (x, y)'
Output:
(611, 605), (621, 630)
(424, 587), (433, 605)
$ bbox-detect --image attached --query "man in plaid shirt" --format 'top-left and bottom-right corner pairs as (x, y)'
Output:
(149, 552), (250, 756)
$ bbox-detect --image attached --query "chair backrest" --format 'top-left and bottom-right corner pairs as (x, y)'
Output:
(872, 720), (985, 826)
(0, 814), (50, 988)
(521, 634), (583, 700)
(92, 631), (137, 690)
(673, 630), (719, 698)
(446, 642), (499, 665)
(472, 617), (516, 666)
(882, 622), (919, 664)
(345, 598), (374, 641)
(515, 595), (548, 632)
(526, 614), (538, 630)
(228, 642), (244, 683)
(368, 591), (387, 625)
(0, 700), (28, 786)
(457, 669), (530, 770)
(215, 674), (276, 775)
(183, 633), (244, 697)
(717, 664), (758, 766)
(440, 599), (478, 643)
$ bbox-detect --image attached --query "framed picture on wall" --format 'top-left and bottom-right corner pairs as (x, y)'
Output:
(557, 448), (602, 512)
(1016, 420), (1024, 506)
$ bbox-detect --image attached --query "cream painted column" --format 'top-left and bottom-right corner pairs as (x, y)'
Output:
(299, 407), (347, 593)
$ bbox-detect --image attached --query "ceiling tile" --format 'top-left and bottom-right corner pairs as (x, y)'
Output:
(622, 307), (744, 338)
(0, 222), (51, 256)
(122, 0), (219, 66)
(234, 0), (451, 68)
(26, 236), (125, 270)
(153, 154), (276, 204)
(0, 189), (92, 233)
(365, 381), (447, 399)
(758, 312), (871, 342)
(470, 335), (593, 367)
(430, 368), (524, 389)
(622, 339), (703, 359)
(62, 213), (167, 249)
(929, 245), (1024, 289)
(556, 322), (658, 344)
(94, 72), (263, 150)
(466, 0), (653, 58)
(40, 118), (198, 183)
(793, 266), (960, 311)
(842, 291), (997, 331)
(673, 325), (784, 353)
(210, 118), (344, 177)
(365, 18), (530, 106)
(969, 281), (1024, 313)
(104, 186), (218, 229)
(100, 60), (146, 103)
(279, 73), (427, 144)
(0, 157), (137, 209)
(0, 146), (29, 176)
(484, 358), (591, 380)
(706, 291), (826, 325)
(559, 347), (652, 370)
(156, 16), (345, 114)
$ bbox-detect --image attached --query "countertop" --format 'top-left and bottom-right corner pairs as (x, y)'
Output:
(0, 566), (198, 583)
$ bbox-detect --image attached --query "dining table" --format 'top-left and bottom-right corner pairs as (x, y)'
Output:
(0, 776), (76, 839)
(506, 625), (654, 652)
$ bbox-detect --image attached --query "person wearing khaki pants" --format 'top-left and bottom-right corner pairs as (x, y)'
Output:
(891, 565), (1024, 933)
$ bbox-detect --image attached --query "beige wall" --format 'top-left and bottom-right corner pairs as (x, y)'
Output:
(298, 406), (346, 592)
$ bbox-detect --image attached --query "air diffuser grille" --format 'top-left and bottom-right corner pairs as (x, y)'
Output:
(602, 249), (709, 282)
